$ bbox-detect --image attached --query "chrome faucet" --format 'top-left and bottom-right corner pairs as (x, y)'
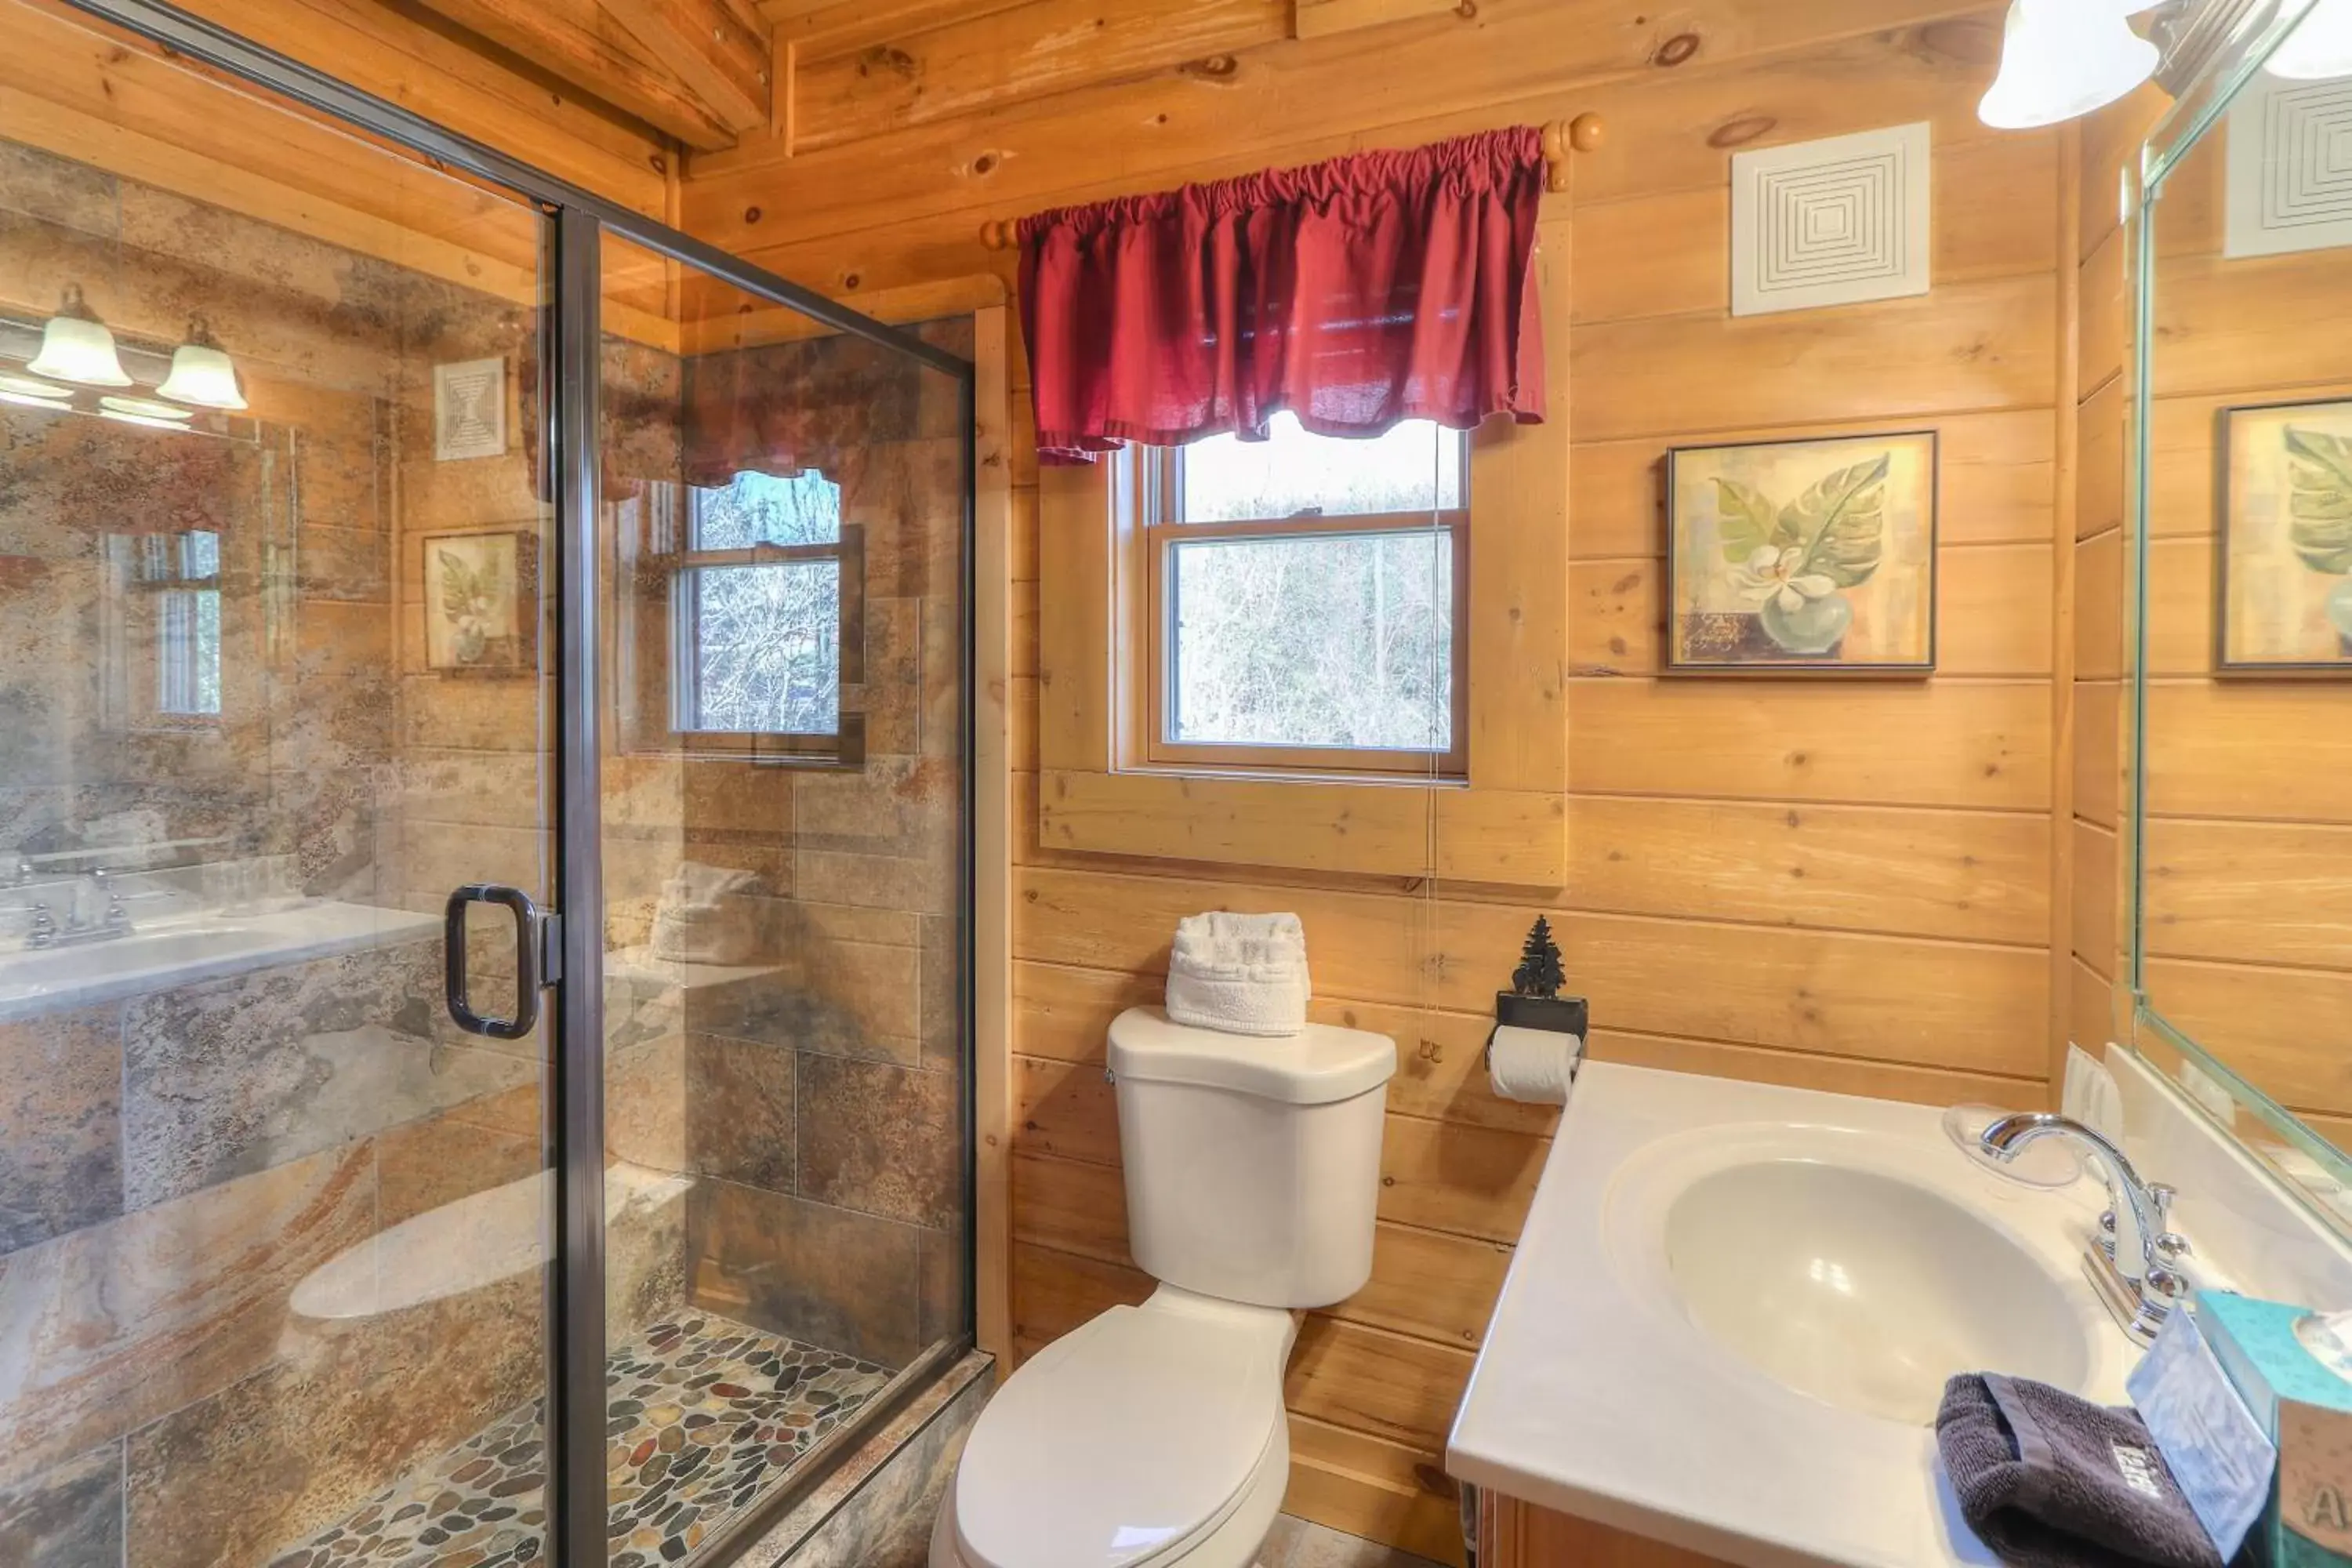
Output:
(1979, 1112), (2191, 1345)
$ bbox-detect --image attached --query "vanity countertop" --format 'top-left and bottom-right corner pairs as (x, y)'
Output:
(1446, 1065), (2142, 1568)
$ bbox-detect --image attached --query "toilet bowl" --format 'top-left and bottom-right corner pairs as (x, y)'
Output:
(933, 1007), (1396, 1568)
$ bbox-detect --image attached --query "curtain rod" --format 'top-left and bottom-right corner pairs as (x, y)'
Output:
(976, 113), (1603, 251)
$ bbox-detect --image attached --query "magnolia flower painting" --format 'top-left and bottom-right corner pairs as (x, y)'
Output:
(2220, 399), (2352, 673)
(422, 529), (534, 673)
(1666, 430), (1938, 673)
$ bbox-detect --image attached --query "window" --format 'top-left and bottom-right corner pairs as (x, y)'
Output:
(619, 470), (864, 762)
(104, 528), (223, 730)
(150, 530), (222, 718)
(1145, 413), (1468, 776)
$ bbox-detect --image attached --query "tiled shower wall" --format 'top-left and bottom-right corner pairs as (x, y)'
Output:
(602, 319), (974, 1372)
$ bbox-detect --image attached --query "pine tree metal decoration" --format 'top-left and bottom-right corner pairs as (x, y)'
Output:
(1511, 916), (1566, 999)
(1495, 914), (1587, 1036)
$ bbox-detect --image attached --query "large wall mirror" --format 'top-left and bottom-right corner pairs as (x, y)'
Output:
(2129, 0), (2352, 1226)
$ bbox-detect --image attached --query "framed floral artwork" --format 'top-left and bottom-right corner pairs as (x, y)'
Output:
(1664, 430), (1938, 675)
(2219, 398), (2352, 675)
(421, 529), (537, 673)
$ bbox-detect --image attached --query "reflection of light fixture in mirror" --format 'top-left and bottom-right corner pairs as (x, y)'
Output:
(1980, 0), (2161, 129)
(0, 389), (69, 412)
(0, 371), (71, 401)
(99, 407), (190, 431)
(156, 318), (246, 410)
(26, 284), (131, 387)
(101, 395), (193, 423)
(2268, 0), (2352, 79)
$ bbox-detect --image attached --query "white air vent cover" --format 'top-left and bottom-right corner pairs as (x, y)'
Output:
(2225, 73), (2352, 259)
(1730, 123), (1931, 317)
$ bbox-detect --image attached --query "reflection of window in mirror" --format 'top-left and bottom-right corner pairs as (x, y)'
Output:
(614, 470), (866, 763)
(106, 528), (223, 729)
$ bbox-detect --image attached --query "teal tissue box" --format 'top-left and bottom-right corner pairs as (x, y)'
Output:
(2194, 1292), (2352, 1568)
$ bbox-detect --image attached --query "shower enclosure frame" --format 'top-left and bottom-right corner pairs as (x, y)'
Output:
(45, 4), (982, 1565)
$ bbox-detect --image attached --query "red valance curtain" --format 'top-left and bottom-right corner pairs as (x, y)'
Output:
(1015, 125), (1549, 466)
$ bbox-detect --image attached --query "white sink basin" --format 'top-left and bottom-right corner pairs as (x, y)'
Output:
(1450, 1066), (2153, 1568)
(0, 902), (441, 1018)
(1662, 1160), (2092, 1425)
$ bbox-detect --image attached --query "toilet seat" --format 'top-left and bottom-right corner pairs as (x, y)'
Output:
(951, 1291), (1294, 1568)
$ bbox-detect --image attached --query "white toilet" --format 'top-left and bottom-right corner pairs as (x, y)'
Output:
(932, 1006), (1397, 1568)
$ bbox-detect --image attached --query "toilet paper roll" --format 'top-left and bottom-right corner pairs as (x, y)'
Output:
(1486, 1024), (1581, 1105)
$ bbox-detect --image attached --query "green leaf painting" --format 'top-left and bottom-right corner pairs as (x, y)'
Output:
(438, 548), (489, 621)
(1711, 477), (1790, 563)
(1711, 455), (1889, 588)
(1783, 456), (1890, 588)
(1673, 431), (1932, 672)
(2284, 426), (2352, 575)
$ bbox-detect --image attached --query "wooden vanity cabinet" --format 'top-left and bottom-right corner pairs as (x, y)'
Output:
(1479, 1493), (1736, 1568)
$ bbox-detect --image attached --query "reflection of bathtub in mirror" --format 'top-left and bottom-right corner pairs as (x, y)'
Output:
(0, 900), (441, 1021)
(291, 1160), (693, 1327)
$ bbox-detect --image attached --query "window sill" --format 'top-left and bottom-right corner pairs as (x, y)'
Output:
(1036, 767), (1563, 884)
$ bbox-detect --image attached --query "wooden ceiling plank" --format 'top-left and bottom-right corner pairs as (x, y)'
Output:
(408, 0), (741, 150)
(788, 0), (1288, 154)
(760, 0), (1024, 60)
(601, 0), (772, 133)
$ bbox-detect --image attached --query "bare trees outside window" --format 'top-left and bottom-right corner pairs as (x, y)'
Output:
(1146, 414), (1468, 776)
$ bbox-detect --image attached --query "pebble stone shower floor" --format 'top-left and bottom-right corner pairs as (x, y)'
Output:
(266, 1312), (893, 1568)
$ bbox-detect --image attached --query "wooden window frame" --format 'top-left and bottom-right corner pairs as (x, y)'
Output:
(1033, 211), (1570, 886)
(1141, 436), (1472, 779)
(614, 479), (867, 766)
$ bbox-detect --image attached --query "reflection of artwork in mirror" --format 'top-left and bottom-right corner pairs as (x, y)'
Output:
(2220, 399), (2352, 673)
(423, 529), (535, 673)
(1665, 430), (1936, 674)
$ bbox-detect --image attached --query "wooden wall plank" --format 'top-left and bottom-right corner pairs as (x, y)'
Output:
(2143, 820), (2352, 970)
(1563, 681), (2052, 811)
(1285, 1317), (1475, 1450)
(1564, 796), (2050, 946)
(2142, 960), (2352, 1116)
(2144, 685), (2352, 823)
(1014, 866), (2048, 1076)
(1572, 274), (2057, 443)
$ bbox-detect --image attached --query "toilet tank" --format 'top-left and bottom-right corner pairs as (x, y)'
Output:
(1107, 1007), (1396, 1309)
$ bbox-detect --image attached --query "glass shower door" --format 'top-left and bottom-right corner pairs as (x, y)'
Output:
(0, 5), (561, 1563)
(590, 232), (974, 1568)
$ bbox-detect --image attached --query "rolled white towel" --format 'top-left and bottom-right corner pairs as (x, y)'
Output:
(1164, 911), (1309, 1037)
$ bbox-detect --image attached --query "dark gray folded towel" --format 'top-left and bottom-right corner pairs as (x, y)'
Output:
(1936, 1373), (2223, 1568)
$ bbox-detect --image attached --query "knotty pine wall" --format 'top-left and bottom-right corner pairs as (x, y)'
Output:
(680, 5), (2070, 1559)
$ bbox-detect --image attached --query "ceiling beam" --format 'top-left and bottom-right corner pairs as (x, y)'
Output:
(601, 0), (772, 134)
(407, 0), (742, 150)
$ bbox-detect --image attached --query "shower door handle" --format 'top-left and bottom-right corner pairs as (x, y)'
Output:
(444, 883), (550, 1040)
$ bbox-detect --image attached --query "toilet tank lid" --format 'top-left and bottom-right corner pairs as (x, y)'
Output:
(1108, 1007), (1396, 1105)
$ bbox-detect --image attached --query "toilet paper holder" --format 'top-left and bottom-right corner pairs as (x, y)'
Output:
(1487, 914), (1586, 1068)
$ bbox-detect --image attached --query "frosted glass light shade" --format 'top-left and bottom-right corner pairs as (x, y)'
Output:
(26, 286), (130, 388)
(1980, 0), (2160, 129)
(2268, 0), (2352, 79)
(157, 339), (247, 410)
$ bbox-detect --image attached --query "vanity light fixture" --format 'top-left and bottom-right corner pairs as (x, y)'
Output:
(1980, 0), (2161, 128)
(2267, 0), (2352, 78)
(155, 318), (247, 411)
(25, 284), (131, 388)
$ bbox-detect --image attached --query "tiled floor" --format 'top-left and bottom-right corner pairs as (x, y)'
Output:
(266, 1311), (891, 1568)
(1255, 1515), (1451, 1568)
